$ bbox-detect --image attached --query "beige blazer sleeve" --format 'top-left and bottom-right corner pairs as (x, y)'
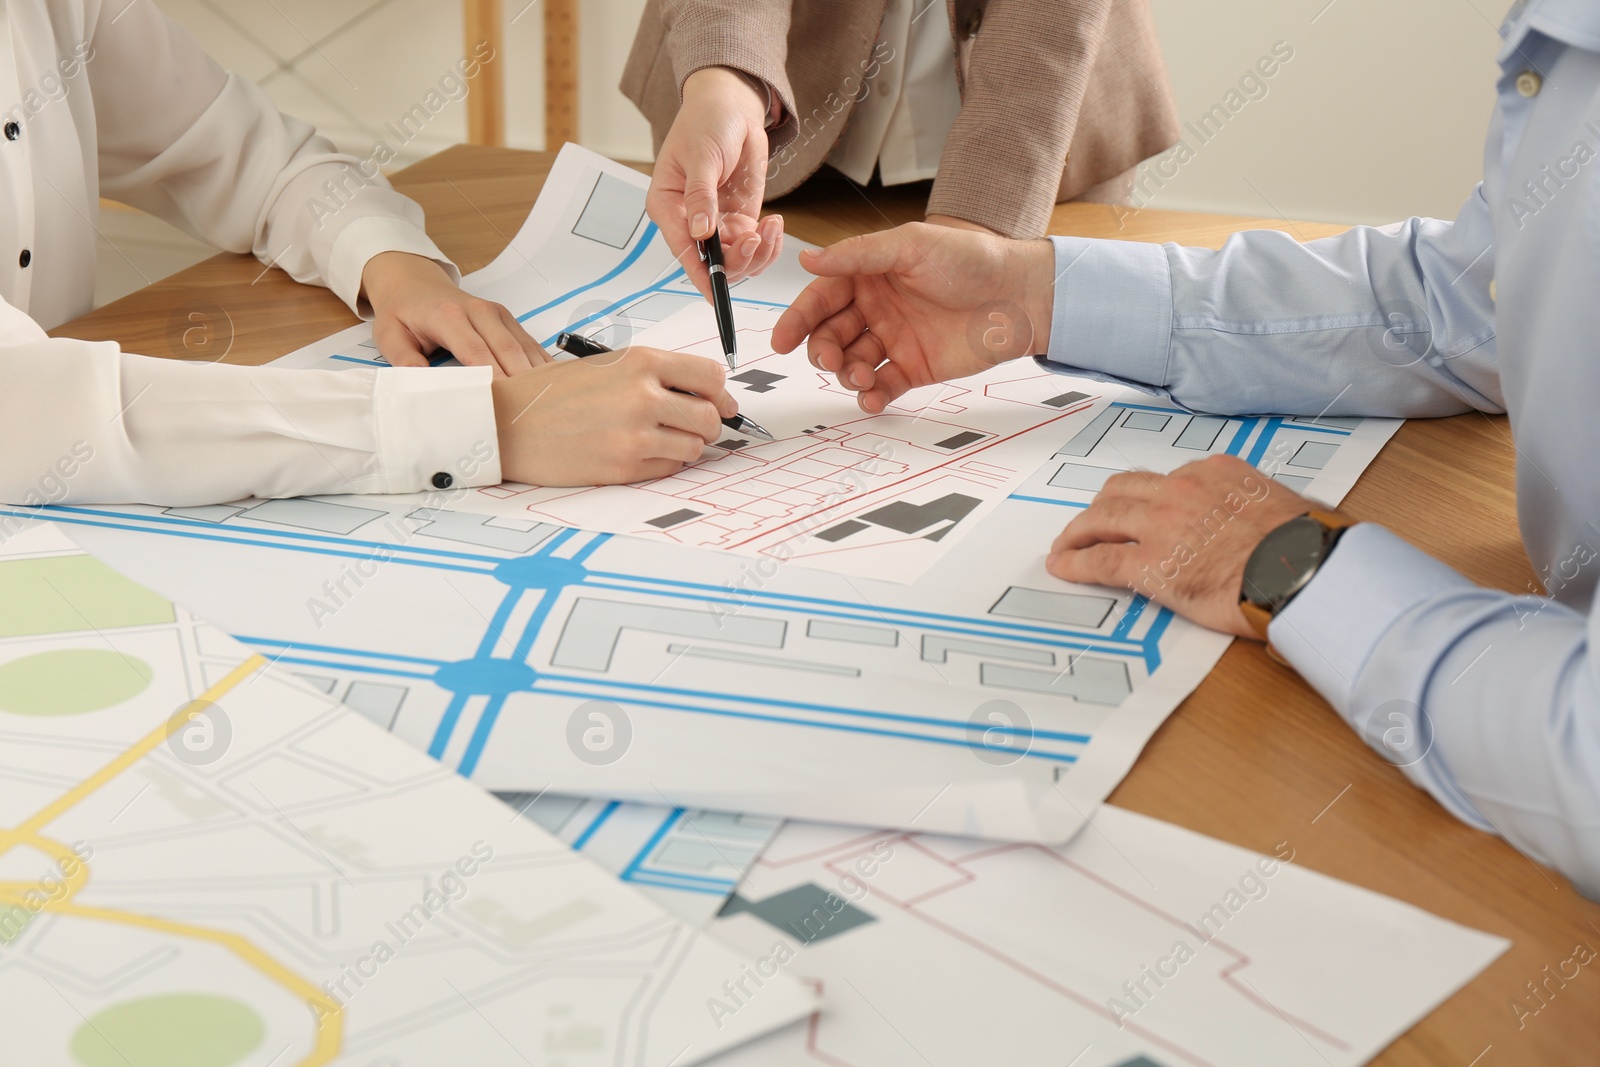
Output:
(932, 0), (1179, 236)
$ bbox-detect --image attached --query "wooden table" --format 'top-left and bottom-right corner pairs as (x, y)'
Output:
(54, 147), (1600, 1064)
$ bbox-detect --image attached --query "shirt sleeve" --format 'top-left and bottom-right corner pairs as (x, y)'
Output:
(1043, 185), (1505, 418)
(1271, 523), (1600, 902)
(85, 1), (458, 317)
(0, 301), (500, 507)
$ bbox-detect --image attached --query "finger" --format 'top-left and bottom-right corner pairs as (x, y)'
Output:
(719, 214), (764, 284)
(647, 180), (714, 299)
(807, 305), (870, 372)
(502, 307), (552, 366)
(652, 426), (714, 465)
(773, 277), (858, 354)
(1047, 542), (1140, 590)
(681, 154), (723, 242)
(798, 227), (921, 279)
(835, 331), (886, 392)
(655, 389), (725, 444)
(623, 457), (693, 485)
(650, 348), (727, 401)
(747, 215), (785, 277)
(1051, 499), (1147, 553)
(433, 310), (500, 377)
(857, 361), (915, 415)
(469, 303), (535, 376)
(372, 320), (429, 368)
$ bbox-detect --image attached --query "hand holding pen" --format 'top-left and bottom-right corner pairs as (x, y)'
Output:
(557, 332), (774, 440)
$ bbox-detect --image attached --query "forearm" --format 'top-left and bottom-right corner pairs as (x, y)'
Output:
(1042, 191), (1505, 416)
(929, 0), (1112, 238)
(0, 320), (498, 507)
(1272, 524), (1600, 900)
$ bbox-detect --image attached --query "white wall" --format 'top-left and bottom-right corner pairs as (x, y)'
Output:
(1138, 0), (1503, 224)
(103, 0), (1505, 306)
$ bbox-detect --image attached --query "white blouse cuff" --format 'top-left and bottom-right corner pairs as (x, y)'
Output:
(329, 216), (462, 319)
(372, 365), (502, 494)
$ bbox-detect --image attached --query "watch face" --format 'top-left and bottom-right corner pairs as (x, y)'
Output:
(1243, 516), (1329, 609)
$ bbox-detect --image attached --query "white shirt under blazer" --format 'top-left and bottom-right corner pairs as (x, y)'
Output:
(0, 0), (501, 507)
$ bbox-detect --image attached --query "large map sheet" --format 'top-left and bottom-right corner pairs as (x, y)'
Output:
(0, 524), (810, 1066)
(35, 144), (1401, 843)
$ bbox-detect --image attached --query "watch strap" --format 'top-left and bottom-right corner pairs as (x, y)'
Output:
(1239, 509), (1355, 642)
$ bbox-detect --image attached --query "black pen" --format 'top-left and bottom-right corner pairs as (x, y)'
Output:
(555, 331), (774, 441)
(698, 232), (739, 371)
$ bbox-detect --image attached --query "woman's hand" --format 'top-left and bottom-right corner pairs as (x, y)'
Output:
(647, 67), (785, 298)
(491, 347), (739, 486)
(363, 252), (549, 376)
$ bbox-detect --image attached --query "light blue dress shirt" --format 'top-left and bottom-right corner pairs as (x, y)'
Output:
(1043, 0), (1600, 899)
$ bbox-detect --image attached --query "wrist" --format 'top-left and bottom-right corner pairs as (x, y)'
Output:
(361, 251), (449, 310)
(684, 66), (768, 127)
(1020, 239), (1055, 357)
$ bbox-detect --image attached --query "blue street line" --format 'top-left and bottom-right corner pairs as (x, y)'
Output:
(570, 800), (621, 850)
(4, 513), (493, 576)
(35, 505), (507, 565)
(1008, 494), (1091, 509)
(429, 693), (470, 759)
(623, 867), (734, 889)
(536, 668), (1095, 743)
(541, 268), (689, 349)
(1245, 417), (1287, 468)
(1142, 607), (1176, 671)
(1225, 420), (1255, 457)
(620, 809), (684, 881)
(235, 637), (449, 668)
(516, 222), (663, 324)
(265, 656), (438, 681)
(522, 684), (1083, 763)
(1111, 596), (1148, 640)
(624, 872), (731, 895)
(1110, 401), (1187, 414)
(457, 692), (508, 777)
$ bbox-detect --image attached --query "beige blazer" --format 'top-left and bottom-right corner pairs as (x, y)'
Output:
(621, 0), (1181, 238)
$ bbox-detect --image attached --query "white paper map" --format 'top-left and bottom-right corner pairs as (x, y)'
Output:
(702, 807), (1507, 1067)
(273, 144), (1114, 585)
(0, 523), (812, 1067)
(35, 143), (1402, 843)
(496, 790), (781, 927)
(45, 397), (1395, 843)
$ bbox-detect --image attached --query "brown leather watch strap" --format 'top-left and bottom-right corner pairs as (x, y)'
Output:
(1239, 509), (1356, 644)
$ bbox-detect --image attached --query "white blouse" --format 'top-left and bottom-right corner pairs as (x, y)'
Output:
(0, 0), (499, 507)
(826, 0), (963, 188)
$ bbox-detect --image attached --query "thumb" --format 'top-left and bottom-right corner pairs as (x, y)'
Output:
(799, 227), (919, 279)
(680, 143), (727, 241)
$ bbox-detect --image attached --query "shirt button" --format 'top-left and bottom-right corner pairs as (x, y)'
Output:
(1516, 70), (1542, 97)
(19, 249), (30, 268)
(1489, 279), (1497, 302)
(3, 122), (18, 140)
(431, 471), (454, 489)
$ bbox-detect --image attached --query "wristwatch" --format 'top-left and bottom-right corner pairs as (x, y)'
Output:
(1238, 509), (1357, 642)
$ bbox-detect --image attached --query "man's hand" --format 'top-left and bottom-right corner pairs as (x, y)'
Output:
(649, 67), (785, 298)
(363, 252), (548, 376)
(1047, 455), (1318, 638)
(771, 223), (1055, 413)
(490, 347), (738, 486)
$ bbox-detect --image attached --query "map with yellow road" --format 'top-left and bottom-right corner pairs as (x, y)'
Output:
(0, 524), (811, 1067)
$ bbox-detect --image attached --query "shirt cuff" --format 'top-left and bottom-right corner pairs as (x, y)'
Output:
(1045, 237), (1173, 389)
(1270, 523), (1477, 713)
(328, 215), (462, 319)
(372, 366), (501, 493)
